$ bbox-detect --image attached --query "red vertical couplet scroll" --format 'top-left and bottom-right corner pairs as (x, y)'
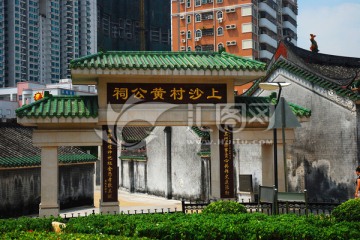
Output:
(219, 125), (234, 198)
(102, 125), (118, 202)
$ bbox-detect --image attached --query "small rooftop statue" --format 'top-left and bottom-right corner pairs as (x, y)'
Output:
(310, 34), (319, 53)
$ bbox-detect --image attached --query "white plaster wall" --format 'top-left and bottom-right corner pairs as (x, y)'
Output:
(134, 161), (146, 192)
(121, 161), (131, 189)
(234, 144), (263, 193)
(256, 70), (358, 200)
(146, 127), (167, 196)
(171, 127), (202, 199)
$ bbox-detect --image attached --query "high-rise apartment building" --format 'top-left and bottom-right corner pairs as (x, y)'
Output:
(0, 0), (97, 88)
(171, 0), (297, 63)
(97, 0), (171, 51)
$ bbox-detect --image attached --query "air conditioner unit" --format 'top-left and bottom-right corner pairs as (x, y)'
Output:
(182, 39), (186, 43)
(195, 37), (201, 42)
(226, 8), (236, 13)
(180, 46), (186, 50)
(226, 40), (237, 46)
(208, 15), (213, 20)
(180, 30), (185, 35)
(218, 18), (223, 23)
(226, 24), (236, 29)
(180, 15), (185, 19)
(180, 0), (185, 3)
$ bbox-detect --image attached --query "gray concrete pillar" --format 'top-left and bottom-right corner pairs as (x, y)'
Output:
(39, 146), (59, 217)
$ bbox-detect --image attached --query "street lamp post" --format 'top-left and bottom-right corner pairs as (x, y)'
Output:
(259, 82), (291, 191)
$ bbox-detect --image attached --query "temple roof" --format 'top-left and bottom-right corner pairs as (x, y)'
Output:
(70, 51), (266, 72)
(16, 95), (98, 119)
(0, 123), (97, 168)
(271, 38), (360, 89)
(245, 39), (360, 101)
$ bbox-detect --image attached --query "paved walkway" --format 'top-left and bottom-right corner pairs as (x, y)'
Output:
(59, 187), (182, 218)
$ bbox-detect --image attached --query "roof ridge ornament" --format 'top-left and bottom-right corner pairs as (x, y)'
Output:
(310, 34), (319, 53)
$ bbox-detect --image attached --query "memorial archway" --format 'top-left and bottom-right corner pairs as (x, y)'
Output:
(16, 51), (298, 217)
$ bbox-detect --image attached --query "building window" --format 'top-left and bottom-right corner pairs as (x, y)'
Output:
(217, 11), (223, 20)
(242, 23), (253, 33)
(187, 15), (191, 24)
(217, 27), (223, 36)
(186, 0), (191, 8)
(241, 6), (252, 16)
(187, 46), (191, 51)
(242, 39), (253, 49)
(195, 14), (201, 22)
(187, 30), (191, 39)
(217, 0), (223, 3)
(195, 0), (201, 7)
(195, 45), (202, 51)
(218, 43), (224, 51)
(195, 29), (202, 38)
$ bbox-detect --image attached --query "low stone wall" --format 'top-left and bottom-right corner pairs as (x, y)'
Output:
(0, 163), (94, 218)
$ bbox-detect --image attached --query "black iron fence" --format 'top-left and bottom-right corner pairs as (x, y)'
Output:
(181, 198), (343, 216)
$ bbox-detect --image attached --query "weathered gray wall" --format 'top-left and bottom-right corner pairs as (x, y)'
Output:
(119, 126), (204, 200)
(235, 144), (263, 193)
(171, 127), (202, 200)
(0, 168), (40, 217)
(257, 70), (358, 200)
(59, 164), (95, 208)
(146, 127), (167, 196)
(0, 164), (95, 218)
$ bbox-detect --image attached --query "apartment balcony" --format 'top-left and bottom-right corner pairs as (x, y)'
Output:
(260, 50), (273, 60)
(259, 18), (277, 34)
(283, 21), (296, 33)
(259, 34), (277, 49)
(282, 7), (297, 20)
(259, 2), (277, 19)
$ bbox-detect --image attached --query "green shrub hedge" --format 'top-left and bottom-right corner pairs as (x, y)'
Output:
(332, 198), (360, 222)
(202, 200), (247, 214)
(2, 212), (360, 239)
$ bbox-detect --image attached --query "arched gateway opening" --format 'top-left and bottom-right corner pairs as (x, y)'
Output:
(16, 51), (300, 217)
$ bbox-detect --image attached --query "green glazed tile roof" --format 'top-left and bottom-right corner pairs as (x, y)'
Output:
(119, 156), (147, 161)
(245, 59), (360, 101)
(70, 51), (266, 72)
(192, 95), (311, 138)
(121, 127), (154, 142)
(191, 126), (210, 138)
(0, 123), (98, 168)
(16, 95), (98, 119)
(0, 154), (97, 168)
(235, 93), (311, 118)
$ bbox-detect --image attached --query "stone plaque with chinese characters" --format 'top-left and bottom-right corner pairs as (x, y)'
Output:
(102, 125), (118, 202)
(107, 83), (227, 104)
(219, 125), (234, 198)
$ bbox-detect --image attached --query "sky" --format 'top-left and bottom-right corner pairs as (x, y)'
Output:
(297, 0), (360, 57)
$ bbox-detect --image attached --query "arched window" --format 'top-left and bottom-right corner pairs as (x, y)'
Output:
(195, 14), (201, 22)
(187, 46), (191, 51)
(218, 43), (224, 51)
(195, 45), (202, 52)
(217, 11), (223, 20)
(186, 15), (191, 24)
(195, 29), (202, 38)
(187, 30), (191, 39)
(217, 27), (224, 36)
